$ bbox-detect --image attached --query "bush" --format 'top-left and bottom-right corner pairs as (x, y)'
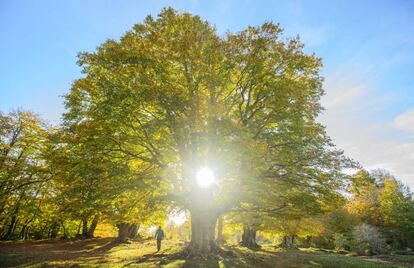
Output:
(333, 233), (349, 252)
(351, 224), (386, 255)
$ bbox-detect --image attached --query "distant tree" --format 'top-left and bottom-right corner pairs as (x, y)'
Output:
(49, 118), (163, 239)
(347, 170), (382, 225)
(347, 170), (414, 249)
(108, 188), (167, 242)
(0, 110), (50, 240)
(378, 177), (414, 248)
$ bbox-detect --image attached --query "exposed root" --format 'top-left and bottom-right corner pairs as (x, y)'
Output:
(239, 241), (261, 250)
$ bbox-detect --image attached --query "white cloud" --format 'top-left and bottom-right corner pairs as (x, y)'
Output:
(321, 67), (370, 110)
(319, 66), (414, 190)
(394, 109), (414, 134)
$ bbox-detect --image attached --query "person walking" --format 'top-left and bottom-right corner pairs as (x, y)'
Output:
(154, 226), (165, 252)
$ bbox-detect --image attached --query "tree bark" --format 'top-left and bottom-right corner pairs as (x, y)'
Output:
(216, 215), (224, 244)
(3, 215), (18, 240)
(24, 226), (30, 240)
(76, 220), (82, 236)
(240, 224), (260, 249)
(81, 218), (88, 238)
(20, 225), (27, 240)
(280, 235), (296, 248)
(116, 223), (139, 242)
(61, 221), (67, 239)
(2, 200), (21, 240)
(49, 222), (60, 238)
(86, 215), (99, 238)
(128, 224), (139, 239)
(117, 223), (130, 243)
(188, 209), (218, 256)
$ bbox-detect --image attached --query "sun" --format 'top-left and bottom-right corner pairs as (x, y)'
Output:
(196, 167), (215, 188)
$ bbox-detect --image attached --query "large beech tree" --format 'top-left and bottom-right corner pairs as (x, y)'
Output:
(64, 8), (350, 255)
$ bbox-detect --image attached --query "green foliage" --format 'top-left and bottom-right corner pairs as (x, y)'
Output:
(64, 8), (351, 216)
(0, 110), (52, 240)
(60, 9), (355, 252)
(333, 233), (350, 252)
(347, 170), (414, 249)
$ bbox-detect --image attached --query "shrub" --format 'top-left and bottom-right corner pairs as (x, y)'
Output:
(333, 233), (349, 252)
(351, 224), (386, 255)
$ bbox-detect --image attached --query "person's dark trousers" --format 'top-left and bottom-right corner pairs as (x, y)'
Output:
(157, 239), (162, 251)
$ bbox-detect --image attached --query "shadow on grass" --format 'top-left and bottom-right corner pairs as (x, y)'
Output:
(124, 252), (168, 266)
(0, 238), (121, 268)
(130, 245), (252, 268)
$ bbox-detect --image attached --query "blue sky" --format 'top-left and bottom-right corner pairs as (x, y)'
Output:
(1, 0), (414, 188)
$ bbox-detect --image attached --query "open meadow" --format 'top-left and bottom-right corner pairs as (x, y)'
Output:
(1, 238), (414, 268)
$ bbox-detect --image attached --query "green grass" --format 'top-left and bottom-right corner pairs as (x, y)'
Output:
(0, 238), (413, 267)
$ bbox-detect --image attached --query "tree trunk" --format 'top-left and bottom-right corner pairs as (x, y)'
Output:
(20, 218), (33, 240)
(61, 221), (67, 239)
(20, 225), (27, 240)
(86, 215), (99, 238)
(81, 218), (88, 238)
(117, 223), (131, 243)
(116, 223), (139, 242)
(216, 215), (224, 244)
(49, 222), (59, 238)
(281, 235), (296, 248)
(3, 215), (18, 240)
(188, 209), (218, 256)
(2, 201), (21, 240)
(240, 225), (260, 249)
(76, 220), (82, 237)
(24, 226), (30, 240)
(128, 224), (139, 239)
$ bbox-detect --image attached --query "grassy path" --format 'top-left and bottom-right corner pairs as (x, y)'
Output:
(1, 238), (413, 267)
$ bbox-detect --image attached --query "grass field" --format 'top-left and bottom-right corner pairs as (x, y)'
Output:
(1, 238), (413, 268)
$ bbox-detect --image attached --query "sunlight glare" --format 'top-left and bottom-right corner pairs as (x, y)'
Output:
(196, 167), (215, 188)
(148, 226), (157, 233)
(169, 211), (187, 226)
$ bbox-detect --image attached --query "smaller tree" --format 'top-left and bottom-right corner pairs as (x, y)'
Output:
(108, 187), (167, 243)
(0, 110), (50, 240)
(333, 233), (349, 252)
(352, 223), (386, 255)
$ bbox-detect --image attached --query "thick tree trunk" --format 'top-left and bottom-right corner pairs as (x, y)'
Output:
(86, 215), (99, 238)
(117, 223), (130, 243)
(188, 209), (218, 256)
(117, 223), (140, 242)
(216, 215), (224, 244)
(240, 225), (260, 249)
(128, 224), (139, 239)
